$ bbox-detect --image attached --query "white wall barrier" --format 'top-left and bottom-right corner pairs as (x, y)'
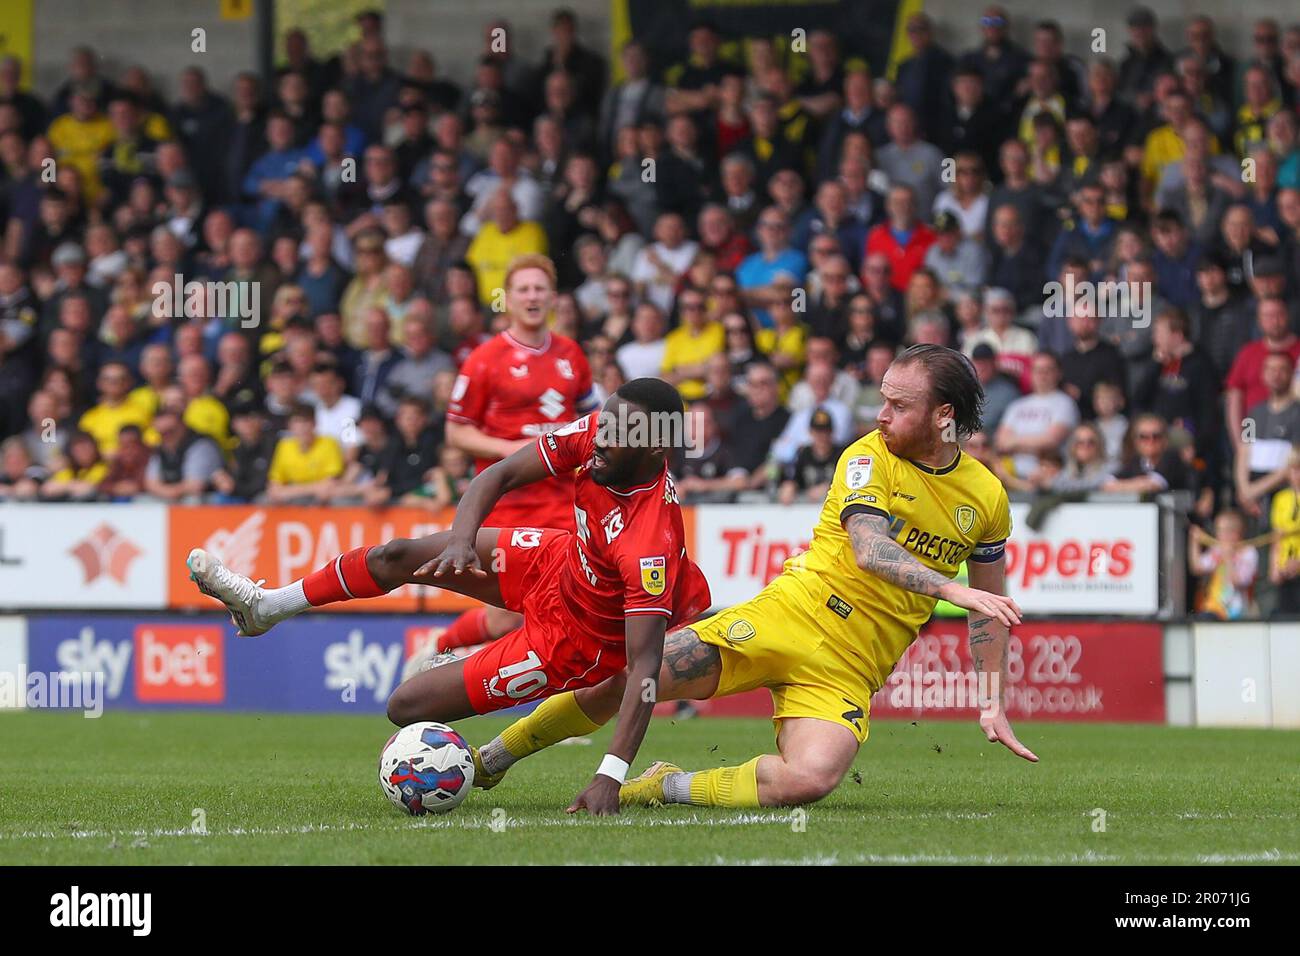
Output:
(1192, 621), (1300, 728)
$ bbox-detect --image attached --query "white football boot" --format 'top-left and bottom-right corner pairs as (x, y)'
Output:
(186, 548), (272, 637)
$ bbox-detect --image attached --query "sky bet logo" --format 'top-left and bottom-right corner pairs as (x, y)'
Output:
(134, 625), (225, 703)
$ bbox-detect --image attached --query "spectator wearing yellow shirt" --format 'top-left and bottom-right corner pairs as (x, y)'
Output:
(661, 287), (724, 401)
(126, 343), (175, 418)
(99, 96), (165, 209)
(466, 189), (548, 306)
(1269, 447), (1300, 614)
(1016, 61), (1067, 147)
(757, 292), (809, 399)
(1235, 65), (1282, 159)
(267, 403), (346, 504)
(40, 430), (107, 501)
(339, 230), (391, 349)
(177, 354), (231, 449)
(47, 85), (114, 206)
(79, 361), (152, 456)
(1141, 85), (1218, 195)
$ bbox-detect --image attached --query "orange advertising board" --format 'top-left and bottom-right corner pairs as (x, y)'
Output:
(167, 506), (481, 612)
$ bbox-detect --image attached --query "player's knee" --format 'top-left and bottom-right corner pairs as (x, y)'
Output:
(386, 682), (423, 726)
(776, 765), (842, 806)
(375, 537), (419, 572)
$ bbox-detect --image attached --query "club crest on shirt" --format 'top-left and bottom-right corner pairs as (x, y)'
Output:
(639, 556), (666, 595)
(725, 619), (756, 644)
(955, 505), (976, 534)
(846, 456), (873, 489)
(555, 358), (574, 379)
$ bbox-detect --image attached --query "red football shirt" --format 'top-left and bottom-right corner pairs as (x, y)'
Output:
(448, 329), (595, 528)
(534, 412), (713, 644)
(1225, 339), (1300, 412)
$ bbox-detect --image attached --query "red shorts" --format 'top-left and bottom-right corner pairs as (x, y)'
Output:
(462, 528), (626, 714)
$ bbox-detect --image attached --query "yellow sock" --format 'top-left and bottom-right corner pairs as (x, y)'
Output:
(686, 756), (762, 807)
(499, 692), (601, 759)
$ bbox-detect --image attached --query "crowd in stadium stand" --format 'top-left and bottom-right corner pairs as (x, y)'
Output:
(7, 5), (1300, 618)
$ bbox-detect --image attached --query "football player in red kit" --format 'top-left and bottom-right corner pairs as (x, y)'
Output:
(433, 253), (597, 663)
(186, 378), (710, 815)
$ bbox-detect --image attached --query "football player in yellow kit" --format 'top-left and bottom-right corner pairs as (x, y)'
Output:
(474, 344), (1038, 811)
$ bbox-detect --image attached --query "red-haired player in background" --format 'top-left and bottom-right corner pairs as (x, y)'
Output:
(427, 254), (596, 671)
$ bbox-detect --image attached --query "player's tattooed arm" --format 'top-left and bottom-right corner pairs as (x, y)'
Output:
(844, 512), (952, 597)
(966, 556), (1038, 762)
(966, 615), (1001, 674)
(845, 512), (1023, 628)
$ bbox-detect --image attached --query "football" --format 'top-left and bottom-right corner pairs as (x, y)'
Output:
(379, 722), (475, 815)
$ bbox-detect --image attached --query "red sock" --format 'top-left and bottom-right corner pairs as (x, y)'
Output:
(437, 606), (489, 651)
(302, 547), (389, 606)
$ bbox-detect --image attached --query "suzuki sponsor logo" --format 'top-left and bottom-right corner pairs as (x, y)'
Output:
(69, 524), (142, 586)
(324, 630), (401, 702)
(538, 387), (566, 420)
(134, 625), (225, 703)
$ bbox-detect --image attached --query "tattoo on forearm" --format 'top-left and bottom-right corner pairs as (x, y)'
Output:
(846, 514), (951, 597)
(968, 615), (1005, 677)
(968, 615), (994, 647)
(663, 628), (721, 682)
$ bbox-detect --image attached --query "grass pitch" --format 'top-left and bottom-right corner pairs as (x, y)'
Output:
(0, 711), (1296, 865)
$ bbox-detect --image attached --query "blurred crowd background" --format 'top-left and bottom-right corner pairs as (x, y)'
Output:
(5, 4), (1300, 618)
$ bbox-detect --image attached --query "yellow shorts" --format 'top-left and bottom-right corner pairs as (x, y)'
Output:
(692, 575), (874, 743)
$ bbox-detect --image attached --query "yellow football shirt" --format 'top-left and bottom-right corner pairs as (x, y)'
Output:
(184, 394), (231, 450)
(1270, 488), (1300, 567)
(778, 429), (1012, 692)
(660, 321), (724, 401)
(756, 322), (808, 398)
(127, 384), (161, 418)
(78, 401), (153, 455)
(465, 221), (549, 305)
(268, 435), (344, 485)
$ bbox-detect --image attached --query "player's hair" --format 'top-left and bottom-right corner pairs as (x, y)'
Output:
(615, 377), (686, 446)
(504, 254), (557, 290)
(892, 344), (985, 439)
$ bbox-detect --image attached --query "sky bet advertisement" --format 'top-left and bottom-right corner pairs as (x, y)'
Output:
(22, 615), (458, 713)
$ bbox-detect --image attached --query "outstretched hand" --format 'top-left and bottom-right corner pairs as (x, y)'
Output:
(939, 583), (1023, 628)
(979, 706), (1039, 762)
(413, 539), (486, 581)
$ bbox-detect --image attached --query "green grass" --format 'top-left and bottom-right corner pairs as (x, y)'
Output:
(0, 712), (1296, 865)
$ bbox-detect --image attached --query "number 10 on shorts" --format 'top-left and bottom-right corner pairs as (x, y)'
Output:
(488, 650), (548, 700)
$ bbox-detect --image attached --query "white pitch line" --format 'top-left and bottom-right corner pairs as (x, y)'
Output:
(0, 812), (795, 841)
(1, 816), (1297, 866)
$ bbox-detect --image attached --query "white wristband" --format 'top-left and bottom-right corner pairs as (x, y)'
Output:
(596, 754), (630, 784)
